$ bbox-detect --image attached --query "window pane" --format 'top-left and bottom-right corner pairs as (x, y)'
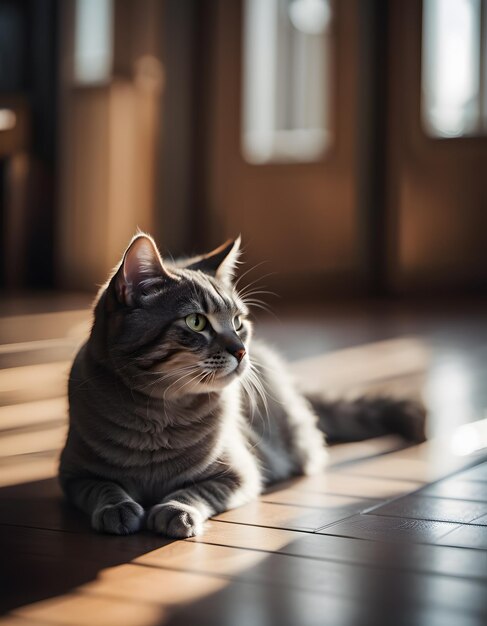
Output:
(422, 0), (482, 137)
(242, 0), (332, 164)
(74, 0), (113, 85)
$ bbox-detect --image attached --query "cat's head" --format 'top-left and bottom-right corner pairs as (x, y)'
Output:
(92, 234), (253, 398)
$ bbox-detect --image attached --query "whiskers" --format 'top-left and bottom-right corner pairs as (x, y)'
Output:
(141, 364), (198, 391)
(239, 291), (278, 316)
(240, 357), (269, 430)
(234, 265), (279, 318)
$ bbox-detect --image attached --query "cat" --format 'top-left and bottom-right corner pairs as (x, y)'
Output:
(59, 234), (426, 538)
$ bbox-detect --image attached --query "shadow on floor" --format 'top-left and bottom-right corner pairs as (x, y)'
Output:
(2, 473), (487, 625)
(0, 477), (174, 615)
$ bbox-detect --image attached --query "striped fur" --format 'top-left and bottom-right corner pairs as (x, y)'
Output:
(59, 234), (425, 537)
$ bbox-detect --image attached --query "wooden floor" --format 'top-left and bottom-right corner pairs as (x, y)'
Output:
(1, 296), (487, 626)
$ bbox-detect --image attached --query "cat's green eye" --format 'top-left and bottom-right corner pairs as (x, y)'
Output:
(234, 315), (243, 331)
(185, 313), (207, 332)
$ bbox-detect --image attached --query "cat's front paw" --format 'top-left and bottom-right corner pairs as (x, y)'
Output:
(92, 500), (145, 535)
(147, 501), (204, 538)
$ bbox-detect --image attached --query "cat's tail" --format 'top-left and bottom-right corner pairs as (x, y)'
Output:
(306, 395), (427, 445)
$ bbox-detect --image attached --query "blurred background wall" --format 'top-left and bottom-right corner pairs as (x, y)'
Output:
(0, 0), (486, 300)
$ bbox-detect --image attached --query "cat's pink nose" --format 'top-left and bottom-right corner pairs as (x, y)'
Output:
(233, 348), (246, 363)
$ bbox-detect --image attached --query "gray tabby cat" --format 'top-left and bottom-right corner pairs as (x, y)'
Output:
(59, 234), (426, 538)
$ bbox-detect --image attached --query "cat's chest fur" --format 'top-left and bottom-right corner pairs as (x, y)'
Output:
(67, 351), (244, 501)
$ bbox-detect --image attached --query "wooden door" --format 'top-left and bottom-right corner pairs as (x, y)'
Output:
(203, 0), (364, 297)
(386, 0), (487, 294)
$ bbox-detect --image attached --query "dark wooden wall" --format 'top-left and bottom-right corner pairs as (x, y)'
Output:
(0, 0), (59, 289)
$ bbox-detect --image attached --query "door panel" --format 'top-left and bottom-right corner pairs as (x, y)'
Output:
(206, 0), (362, 294)
(386, 0), (487, 293)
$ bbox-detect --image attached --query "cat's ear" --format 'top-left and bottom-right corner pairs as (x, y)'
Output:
(186, 237), (241, 287)
(114, 234), (176, 306)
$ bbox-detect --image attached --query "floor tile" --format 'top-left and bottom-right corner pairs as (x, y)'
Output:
(368, 495), (487, 524)
(420, 479), (487, 502)
(439, 518), (487, 549)
(214, 498), (367, 532)
(139, 539), (487, 617)
(261, 488), (379, 510)
(13, 593), (163, 626)
(318, 513), (459, 543)
(167, 582), (487, 626)
(194, 521), (487, 580)
(456, 463), (487, 483)
(277, 473), (421, 499)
